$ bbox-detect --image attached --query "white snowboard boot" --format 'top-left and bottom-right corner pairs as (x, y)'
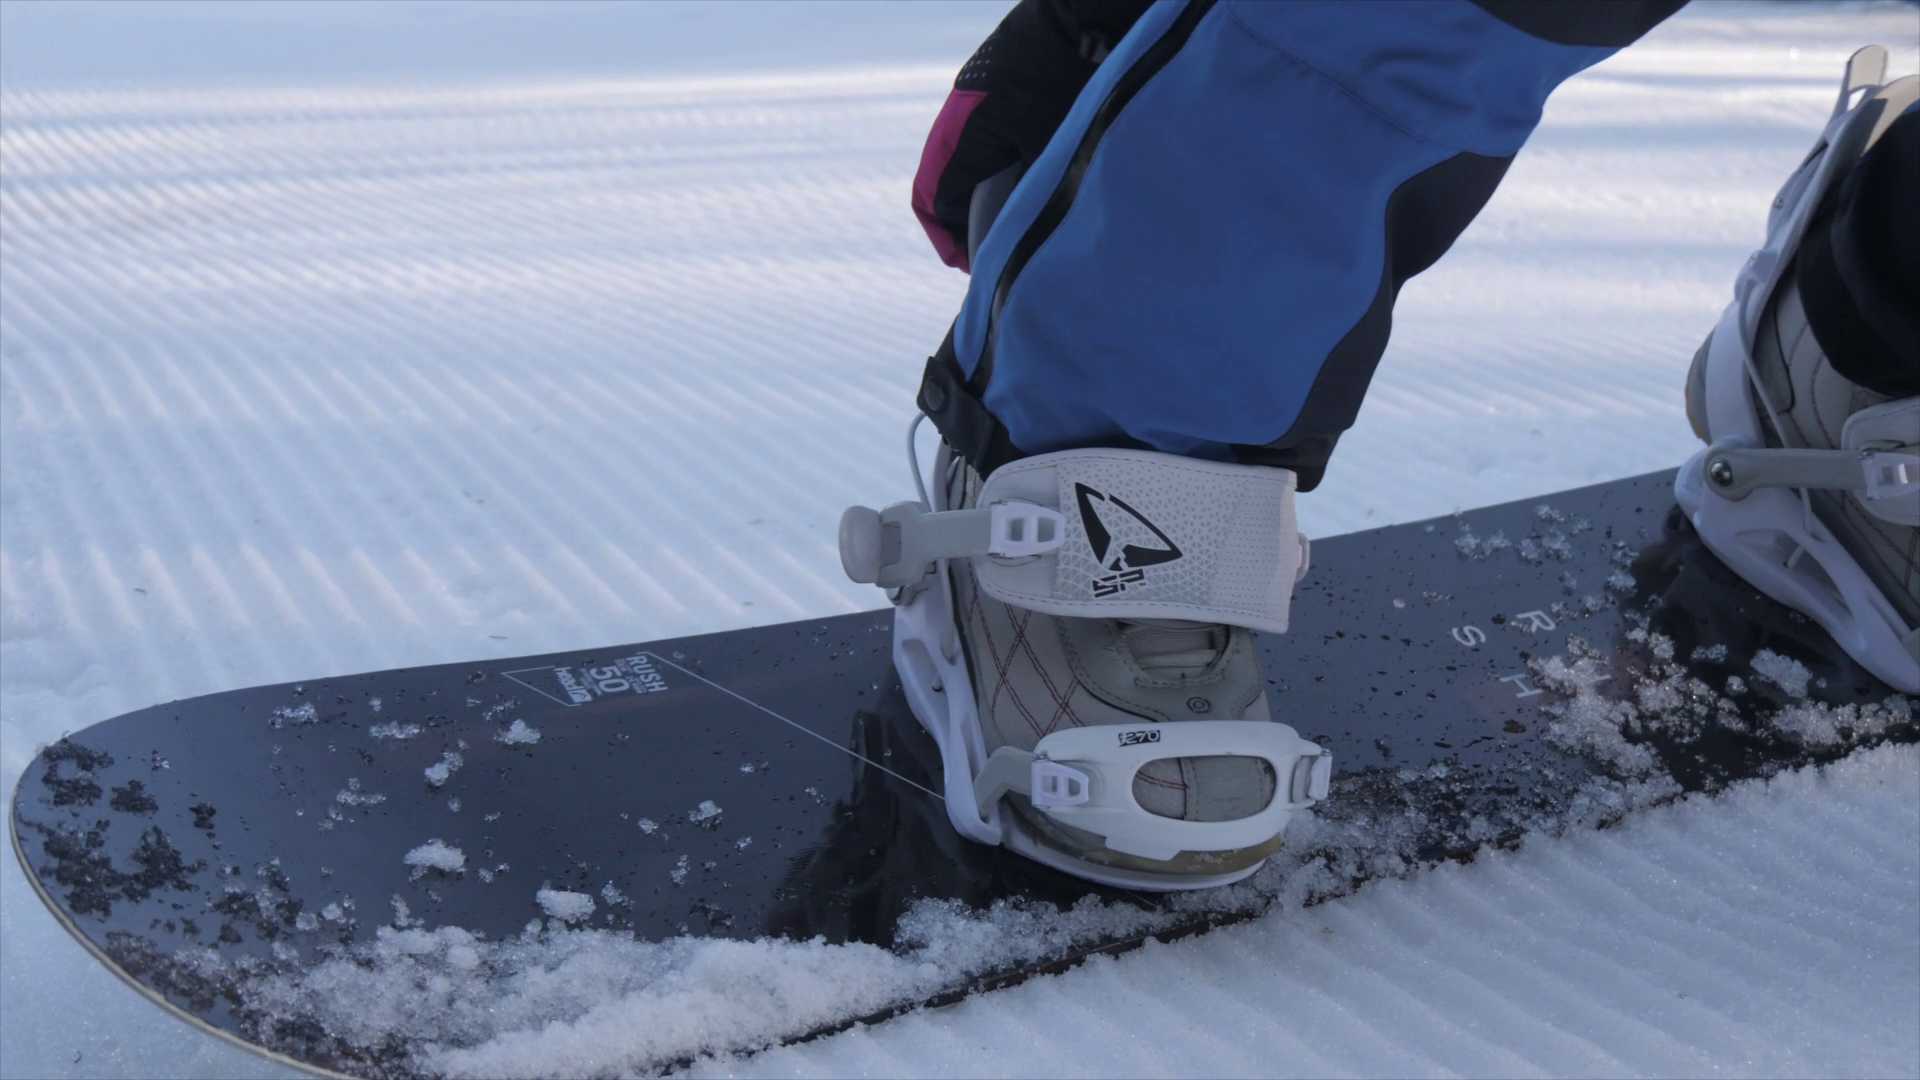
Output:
(1676, 47), (1919, 693)
(840, 423), (1331, 890)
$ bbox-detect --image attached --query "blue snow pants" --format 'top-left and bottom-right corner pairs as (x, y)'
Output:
(918, 0), (1684, 489)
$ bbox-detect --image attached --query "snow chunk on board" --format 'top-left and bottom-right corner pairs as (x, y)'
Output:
(497, 719), (542, 745)
(1769, 697), (1913, 749)
(423, 751), (463, 788)
(535, 888), (595, 924)
(403, 840), (466, 875)
(334, 779), (387, 807)
(1752, 649), (1813, 698)
(270, 703), (319, 728)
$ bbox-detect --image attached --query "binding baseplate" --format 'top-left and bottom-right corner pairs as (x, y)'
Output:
(841, 421), (1331, 890)
(1674, 46), (1919, 693)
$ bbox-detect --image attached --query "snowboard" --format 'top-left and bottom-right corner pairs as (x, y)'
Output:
(12, 469), (1913, 1078)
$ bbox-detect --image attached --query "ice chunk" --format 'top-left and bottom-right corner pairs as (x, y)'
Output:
(535, 887), (595, 924)
(370, 721), (422, 740)
(636, 817), (659, 835)
(688, 800), (723, 828)
(1751, 650), (1811, 699)
(423, 750), (464, 788)
(404, 840), (466, 875)
(335, 779), (387, 807)
(1769, 697), (1912, 749)
(497, 719), (542, 746)
(270, 703), (319, 728)
(1531, 647), (1657, 777)
(1453, 527), (1512, 560)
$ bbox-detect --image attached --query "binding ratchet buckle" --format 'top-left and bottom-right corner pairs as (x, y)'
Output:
(1702, 438), (1920, 526)
(970, 721), (1332, 862)
(839, 500), (1066, 591)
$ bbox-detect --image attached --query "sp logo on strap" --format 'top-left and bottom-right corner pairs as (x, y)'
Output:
(1074, 482), (1183, 597)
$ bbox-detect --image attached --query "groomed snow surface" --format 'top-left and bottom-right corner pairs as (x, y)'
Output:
(699, 748), (1920, 1080)
(3, 3), (1918, 1077)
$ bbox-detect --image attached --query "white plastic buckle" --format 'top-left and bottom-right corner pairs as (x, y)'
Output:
(988, 502), (1066, 559)
(984, 721), (1332, 862)
(1291, 753), (1334, 803)
(1861, 451), (1919, 503)
(1030, 760), (1092, 809)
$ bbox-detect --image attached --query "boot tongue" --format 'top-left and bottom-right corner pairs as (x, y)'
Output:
(1119, 619), (1228, 675)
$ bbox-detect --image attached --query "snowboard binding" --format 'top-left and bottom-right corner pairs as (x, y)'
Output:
(840, 424), (1331, 891)
(1676, 46), (1919, 693)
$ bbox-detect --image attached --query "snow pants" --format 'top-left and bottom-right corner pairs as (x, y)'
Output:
(915, 0), (1911, 491)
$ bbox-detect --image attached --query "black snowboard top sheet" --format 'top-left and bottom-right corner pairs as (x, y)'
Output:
(12, 470), (1914, 1077)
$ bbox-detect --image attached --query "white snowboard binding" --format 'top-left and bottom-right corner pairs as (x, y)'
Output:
(840, 420), (1331, 890)
(1676, 46), (1919, 693)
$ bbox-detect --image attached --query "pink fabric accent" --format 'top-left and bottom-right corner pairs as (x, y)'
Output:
(912, 88), (988, 272)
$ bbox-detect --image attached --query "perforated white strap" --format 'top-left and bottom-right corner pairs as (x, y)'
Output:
(973, 448), (1309, 634)
(972, 721), (1332, 862)
(840, 448), (1310, 632)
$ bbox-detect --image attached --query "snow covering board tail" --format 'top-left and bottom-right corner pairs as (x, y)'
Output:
(10, 471), (1913, 1078)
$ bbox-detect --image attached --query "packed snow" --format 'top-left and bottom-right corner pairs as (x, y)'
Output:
(699, 746), (1920, 1080)
(1, 2), (1916, 1078)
